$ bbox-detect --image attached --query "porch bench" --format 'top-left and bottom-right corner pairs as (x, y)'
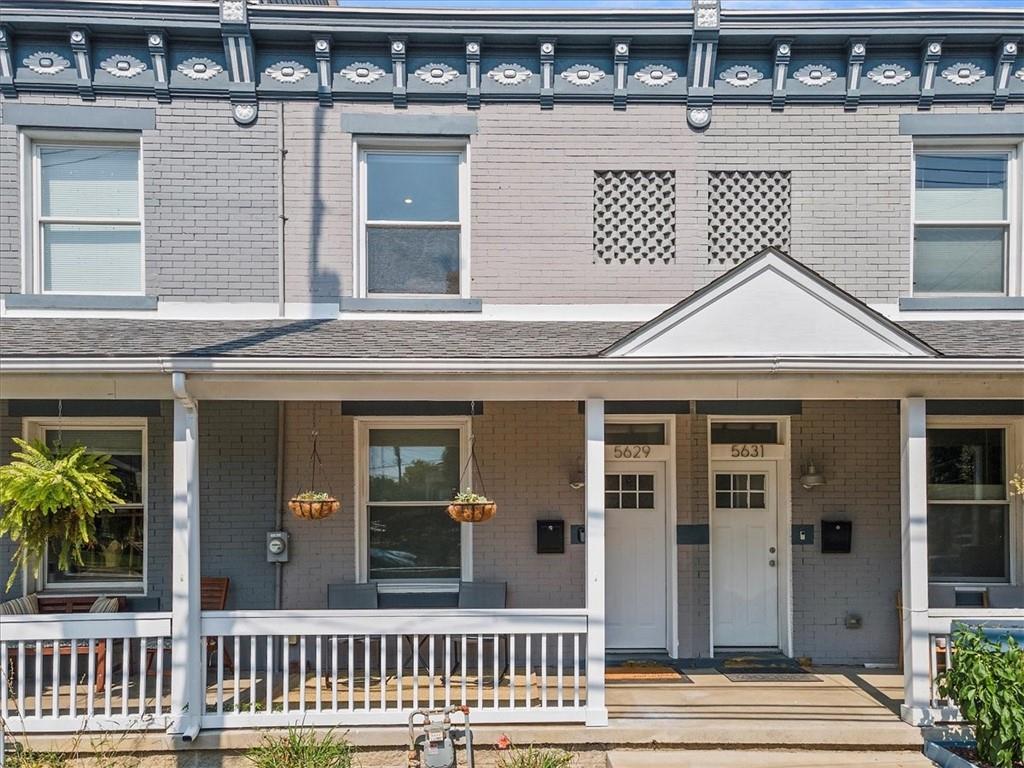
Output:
(1, 594), (125, 694)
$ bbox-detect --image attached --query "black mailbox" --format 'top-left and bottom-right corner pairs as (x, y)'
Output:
(537, 519), (565, 554)
(821, 520), (852, 553)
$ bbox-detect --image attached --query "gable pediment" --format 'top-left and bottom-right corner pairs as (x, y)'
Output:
(605, 250), (935, 358)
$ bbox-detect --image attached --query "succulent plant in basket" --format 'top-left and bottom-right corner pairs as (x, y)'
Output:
(288, 490), (340, 521)
(447, 489), (497, 524)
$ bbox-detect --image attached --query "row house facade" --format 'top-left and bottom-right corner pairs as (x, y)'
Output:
(0, 0), (1022, 743)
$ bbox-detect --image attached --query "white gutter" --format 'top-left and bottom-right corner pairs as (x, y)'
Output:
(170, 371), (197, 409)
(1, 355), (1022, 375)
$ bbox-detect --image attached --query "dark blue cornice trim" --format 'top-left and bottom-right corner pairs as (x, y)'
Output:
(340, 401), (484, 417)
(7, 399), (164, 417)
(926, 400), (1024, 416)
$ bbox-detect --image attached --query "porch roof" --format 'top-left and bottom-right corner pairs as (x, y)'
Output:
(0, 317), (1021, 360)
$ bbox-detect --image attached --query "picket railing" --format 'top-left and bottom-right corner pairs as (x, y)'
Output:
(1, 612), (173, 733)
(199, 609), (590, 727)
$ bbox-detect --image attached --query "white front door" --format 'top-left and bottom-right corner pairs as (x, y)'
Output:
(606, 462), (667, 650)
(711, 464), (779, 648)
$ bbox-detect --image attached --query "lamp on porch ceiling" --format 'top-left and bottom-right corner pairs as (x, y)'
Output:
(800, 461), (826, 490)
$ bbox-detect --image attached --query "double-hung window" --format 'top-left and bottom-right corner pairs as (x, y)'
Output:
(926, 426), (1013, 583)
(36, 423), (147, 591)
(357, 143), (468, 297)
(29, 137), (143, 294)
(913, 149), (1018, 296)
(361, 423), (468, 582)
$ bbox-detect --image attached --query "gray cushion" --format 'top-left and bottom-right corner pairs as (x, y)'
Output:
(0, 593), (39, 616)
(458, 581), (507, 609)
(327, 583), (379, 610)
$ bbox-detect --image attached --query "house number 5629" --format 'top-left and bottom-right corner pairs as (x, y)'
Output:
(612, 445), (651, 458)
(730, 444), (764, 458)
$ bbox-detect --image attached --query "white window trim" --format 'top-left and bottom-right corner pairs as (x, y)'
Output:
(925, 416), (1023, 588)
(352, 136), (471, 300)
(20, 129), (146, 297)
(22, 417), (149, 595)
(910, 139), (1023, 298)
(352, 416), (473, 589)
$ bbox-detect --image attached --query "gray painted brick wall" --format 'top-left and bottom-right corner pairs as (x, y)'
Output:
(0, 94), (279, 301)
(5, 94), (1017, 305)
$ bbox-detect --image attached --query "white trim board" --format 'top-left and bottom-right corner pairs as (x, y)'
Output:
(607, 250), (936, 358)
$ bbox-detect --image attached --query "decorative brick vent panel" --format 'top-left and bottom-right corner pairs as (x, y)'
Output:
(708, 170), (791, 264)
(593, 170), (676, 264)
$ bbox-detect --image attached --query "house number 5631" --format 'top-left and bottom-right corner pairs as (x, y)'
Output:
(730, 444), (764, 458)
(612, 445), (651, 458)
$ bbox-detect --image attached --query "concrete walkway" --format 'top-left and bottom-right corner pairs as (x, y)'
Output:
(607, 750), (934, 767)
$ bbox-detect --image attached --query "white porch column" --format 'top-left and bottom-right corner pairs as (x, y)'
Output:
(900, 396), (932, 725)
(584, 398), (608, 726)
(169, 378), (203, 737)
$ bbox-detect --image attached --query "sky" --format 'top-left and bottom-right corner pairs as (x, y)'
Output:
(340, 0), (1023, 8)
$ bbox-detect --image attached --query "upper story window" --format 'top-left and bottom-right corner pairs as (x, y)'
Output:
(357, 141), (468, 298)
(27, 136), (143, 295)
(913, 149), (1019, 296)
(35, 422), (147, 591)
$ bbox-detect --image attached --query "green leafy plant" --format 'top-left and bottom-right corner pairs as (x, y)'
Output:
(1010, 465), (1023, 497)
(937, 626), (1024, 768)
(453, 489), (492, 504)
(245, 728), (354, 768)
(0, 438), (124, 591)
(497, 745), (575, 768)
(292, 490), (333, 501)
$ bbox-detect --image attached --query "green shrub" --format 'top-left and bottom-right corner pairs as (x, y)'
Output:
(245, 728), (354, 768)
(937, 626), (1024, 768)
(6, 746), (69, 768)
(497, 746), (575, 768)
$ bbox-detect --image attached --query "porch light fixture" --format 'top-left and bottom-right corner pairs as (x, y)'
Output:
(569, 469), (585, 490)
(800, 462), (826, 490)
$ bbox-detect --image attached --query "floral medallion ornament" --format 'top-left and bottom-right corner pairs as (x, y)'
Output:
(1016, 67), (1024, 83)
(177, 57), (223, 81)
(265, 60), (311, 84)
(560, 64), (606, 87)
(487, 63), (532, 86)
(24, 51), (70, 75)
(721, 64), (764, 88)
(232, 103), (257, 125)
(942, 62), (985, 86)
(221, 0), (244, 21)
(794, 64), (838, 87)
(341, 61), (385, 85)
(866, 63), (911, 86)
(99, 54), (148, 79)
(634, 64), (678, 87)
(414, 62), (459, 86)
(688, 107), (711, 128)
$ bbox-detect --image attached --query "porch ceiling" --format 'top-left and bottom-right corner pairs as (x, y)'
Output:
(0, 317), (1021, 359)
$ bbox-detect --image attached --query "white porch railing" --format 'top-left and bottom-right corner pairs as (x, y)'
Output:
(199, 609), (590, 727)
(1, 612), (173, 733)
(925, 610), (1024, 712)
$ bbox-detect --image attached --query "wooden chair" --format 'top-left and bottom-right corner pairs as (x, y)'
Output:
(147, 577), (231, 674)
(6, 596), (125, 694)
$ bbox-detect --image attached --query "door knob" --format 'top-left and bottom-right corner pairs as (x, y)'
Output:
(769, 559), (776, 567)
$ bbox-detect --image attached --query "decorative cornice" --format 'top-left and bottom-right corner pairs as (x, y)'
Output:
(99, 54), (147, 79)
(488, 62), (531, 86)
(634, 64), (678, 87)
(341, 61), (384, 85)
(415, 61), (459, 86)
(793, 63), (838, 87)
(866, 62), (910, 86)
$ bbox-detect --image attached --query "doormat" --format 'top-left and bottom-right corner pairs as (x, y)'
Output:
(718, 655), (820, 682)
(607, 660), (689, 682)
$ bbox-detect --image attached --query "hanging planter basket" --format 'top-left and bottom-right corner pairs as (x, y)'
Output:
(447, 500), (497, 524)
(289, 431), (339, 521)
(289, 496), (341, 521)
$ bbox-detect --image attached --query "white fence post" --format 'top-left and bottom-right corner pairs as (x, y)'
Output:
(584, 398), (607, 726)
(169, 381), (202, 737)
(900, 396), (932, 725)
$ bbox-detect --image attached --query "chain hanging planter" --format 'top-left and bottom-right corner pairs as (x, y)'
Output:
(447, 404), (497, 524)
(288, 431), (340, 521)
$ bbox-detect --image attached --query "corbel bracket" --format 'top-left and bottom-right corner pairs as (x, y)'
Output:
(0, 26), (16, 98)
(918, 37), (943, 110)
(465, 37), (481, 110)
(613, 38), (630, 111)
(687, 0), (719, 128)
(993, 37), (1019, 110)
(147, 31), (171, 104)
(771, 38), (792, 111)
(221, 1), (257, 124)
(69, 28), (94, 101)
(539, 38), (556, 110)
(845, 38), (867, 110)
(314, 36), (332, 107)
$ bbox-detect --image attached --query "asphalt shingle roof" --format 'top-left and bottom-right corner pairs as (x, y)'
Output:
(0, 318), (1021, 359)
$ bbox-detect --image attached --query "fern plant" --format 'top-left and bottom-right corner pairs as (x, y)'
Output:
(0, 438), (124, 591)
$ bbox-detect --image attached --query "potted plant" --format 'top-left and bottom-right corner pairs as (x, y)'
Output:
(447, 489), (497, 524)
(0, 438), (124, 591)
(288, 490), (340, 521)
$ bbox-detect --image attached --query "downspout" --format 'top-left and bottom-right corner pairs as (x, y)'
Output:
(171, 371), (196, 410)
(277, 101), (287, 318)
(274, 401), (285, 610)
